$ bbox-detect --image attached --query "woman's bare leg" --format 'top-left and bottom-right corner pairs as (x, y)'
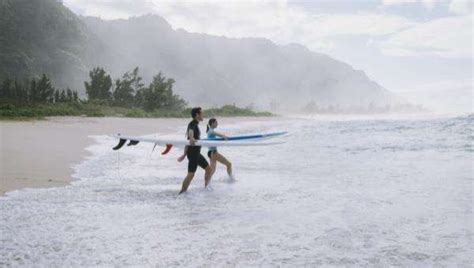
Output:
(215, 152), (232, 177)
(209, 153), (217, 176)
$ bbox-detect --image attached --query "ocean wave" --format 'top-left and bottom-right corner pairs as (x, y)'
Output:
(1, 116), (472, 266)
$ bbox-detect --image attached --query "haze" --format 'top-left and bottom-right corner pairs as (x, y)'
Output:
(62, 0), (473, 114)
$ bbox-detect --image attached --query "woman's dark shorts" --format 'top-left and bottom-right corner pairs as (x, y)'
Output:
(207, 150), (218, 158)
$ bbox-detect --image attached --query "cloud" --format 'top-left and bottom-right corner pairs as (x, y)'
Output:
(62, 0), (472, 58)
(449, 0), (473, 14)
(63, 0), (157, 19)
(377, 15), (473, 58)
(125, 1), (414, 53)
(381, 0), (443, 9)
(381, 0), (474, 14)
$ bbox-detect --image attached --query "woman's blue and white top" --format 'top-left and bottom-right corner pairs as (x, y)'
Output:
(207, 128), (217, 152)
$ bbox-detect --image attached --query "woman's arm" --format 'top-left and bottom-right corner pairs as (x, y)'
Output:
(214, 131), (228, 140)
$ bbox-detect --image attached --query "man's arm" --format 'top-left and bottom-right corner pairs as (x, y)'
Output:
(188, 129), (196, 145)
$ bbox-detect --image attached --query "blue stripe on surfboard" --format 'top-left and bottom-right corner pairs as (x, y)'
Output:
(203, 131), (287, 141)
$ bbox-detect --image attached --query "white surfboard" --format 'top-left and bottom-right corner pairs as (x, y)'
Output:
(112, 133), (286, 154)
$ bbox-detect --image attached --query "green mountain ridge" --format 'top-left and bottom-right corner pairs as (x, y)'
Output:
(0, 0), (402, 111)
(0, 0), (105, 89)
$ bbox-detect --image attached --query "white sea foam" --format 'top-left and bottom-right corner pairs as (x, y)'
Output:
(1, 115), (472, 266)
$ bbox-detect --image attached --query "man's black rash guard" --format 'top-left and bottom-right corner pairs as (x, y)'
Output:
(186, 119), (209, 173)
(186, 119), (201, 154)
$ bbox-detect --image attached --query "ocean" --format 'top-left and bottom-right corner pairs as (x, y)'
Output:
(1, 114), (472, 266)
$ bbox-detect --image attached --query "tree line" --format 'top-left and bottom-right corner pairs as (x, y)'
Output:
(0, 74), (78, 104)
(85, 67), (186, 111)
(0, 67), (186, 111)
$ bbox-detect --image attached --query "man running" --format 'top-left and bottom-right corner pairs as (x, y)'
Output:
(179, 107), (213, 194)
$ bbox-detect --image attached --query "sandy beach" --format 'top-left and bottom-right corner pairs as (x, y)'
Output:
(0, 117), (177, 194)
(0, 116), (281, 195)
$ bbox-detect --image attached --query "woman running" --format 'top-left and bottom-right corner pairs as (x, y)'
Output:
(206, 118), (233, 179)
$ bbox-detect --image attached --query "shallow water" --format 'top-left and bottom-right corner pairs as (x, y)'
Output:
(1, 115), (472, 266)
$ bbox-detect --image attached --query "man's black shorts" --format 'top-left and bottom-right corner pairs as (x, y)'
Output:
(187, 150), (209, 173)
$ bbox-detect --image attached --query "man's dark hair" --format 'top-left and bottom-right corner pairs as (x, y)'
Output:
(191, 107), (202, 119)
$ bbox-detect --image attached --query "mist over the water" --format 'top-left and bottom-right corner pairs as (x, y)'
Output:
(398, 80), (474, 115)
(81, 14), (405, 112)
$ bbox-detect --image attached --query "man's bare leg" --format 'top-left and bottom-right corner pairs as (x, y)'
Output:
(204, 166), (212, 187)
(179, 172), (195, 194)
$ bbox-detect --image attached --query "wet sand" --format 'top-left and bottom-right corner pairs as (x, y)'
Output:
(0, 117), (187, 195)
(0, 116), (277, 195)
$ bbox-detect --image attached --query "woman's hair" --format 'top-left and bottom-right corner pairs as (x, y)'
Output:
(207, 118), (217, 133)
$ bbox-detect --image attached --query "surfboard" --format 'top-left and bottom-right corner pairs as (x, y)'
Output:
(203, 131), (288, 141)
(112, 132), (287, 154)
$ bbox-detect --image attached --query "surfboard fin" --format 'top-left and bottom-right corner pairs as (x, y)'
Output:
(113, 138), (127, 150)
(161, 144), (173, 155)
(112, 139), (140, 151)
(128, 140), (139, 146)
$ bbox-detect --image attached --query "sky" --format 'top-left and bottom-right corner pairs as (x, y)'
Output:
(62, 0), (473, 113)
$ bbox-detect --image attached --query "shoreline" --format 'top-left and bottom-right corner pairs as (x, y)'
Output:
(0, 116), (280, 195)
(2, 113), (465, 195)
(0, 117), (185, 195)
